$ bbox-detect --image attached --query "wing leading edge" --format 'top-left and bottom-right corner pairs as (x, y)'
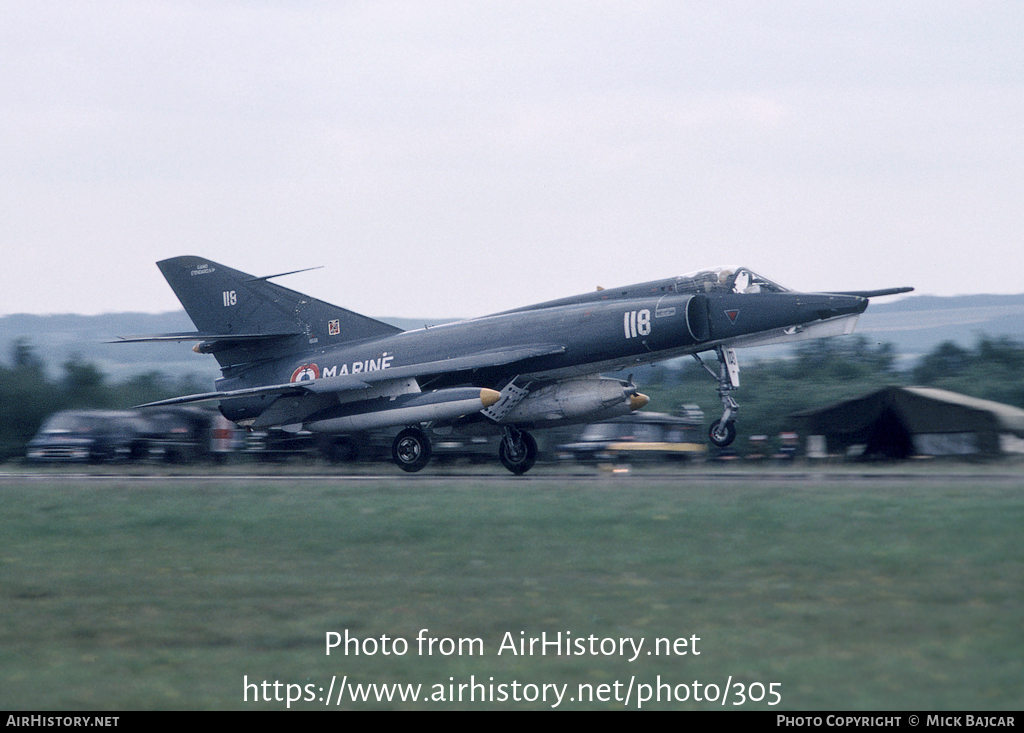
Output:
(136, 343), (567, 409)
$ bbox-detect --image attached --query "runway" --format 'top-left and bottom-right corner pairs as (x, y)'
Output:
(3, 466), (1023, 485)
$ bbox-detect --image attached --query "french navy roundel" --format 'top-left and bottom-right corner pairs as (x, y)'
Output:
(290, 364), (320, 382)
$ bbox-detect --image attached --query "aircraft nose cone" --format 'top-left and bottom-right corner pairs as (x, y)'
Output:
(815, 295), (868, 320)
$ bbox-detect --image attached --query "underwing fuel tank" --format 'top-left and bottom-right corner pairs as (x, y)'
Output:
(499, 378), (649, 427)
(303, 387), (501, 433)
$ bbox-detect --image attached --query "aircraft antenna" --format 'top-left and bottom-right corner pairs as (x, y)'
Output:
(246, 266), (324, 282)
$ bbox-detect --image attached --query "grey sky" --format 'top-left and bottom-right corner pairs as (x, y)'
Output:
(1, 1), (1021, 318)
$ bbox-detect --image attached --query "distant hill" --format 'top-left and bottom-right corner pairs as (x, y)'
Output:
(0, 312), (459, 384)
(0, 311), (217, 382)
(856, 293), (1024, 358)
(2, 294), (1022, 380)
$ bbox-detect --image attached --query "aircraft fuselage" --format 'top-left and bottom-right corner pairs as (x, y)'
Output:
(129, 257), (904, 473)
(216, 287), (867, 425)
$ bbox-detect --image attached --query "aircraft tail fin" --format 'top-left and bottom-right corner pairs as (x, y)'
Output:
(156, 256), (402, 368)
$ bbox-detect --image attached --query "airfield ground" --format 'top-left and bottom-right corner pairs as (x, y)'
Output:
(1, 466), (1021, 710)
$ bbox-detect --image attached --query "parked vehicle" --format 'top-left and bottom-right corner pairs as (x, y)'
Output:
(242, 427), (518, 466)
(558, 409), (705, 463)
(26, 410), (152, 463)
(26, 407), (242, 464)
(145, 408), (240, 463)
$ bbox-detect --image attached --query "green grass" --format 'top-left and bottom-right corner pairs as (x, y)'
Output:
(1, 475), (1022, 709)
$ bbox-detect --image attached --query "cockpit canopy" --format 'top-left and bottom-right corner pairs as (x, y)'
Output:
(673, 267), (790, 295)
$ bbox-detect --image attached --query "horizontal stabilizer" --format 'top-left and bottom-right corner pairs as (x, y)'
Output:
(111, 331), (301, 344)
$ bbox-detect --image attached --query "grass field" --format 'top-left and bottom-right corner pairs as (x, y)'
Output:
(1, 470), (1022, 710)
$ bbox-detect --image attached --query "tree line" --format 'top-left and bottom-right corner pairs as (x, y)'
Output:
(3, 333), (1023, 461)
(641, 334), (1024, 451)
(0, 339), (207, 460)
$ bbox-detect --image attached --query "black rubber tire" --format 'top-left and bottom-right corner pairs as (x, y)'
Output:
(392, 428), (432, 472)
(499, 430), (538, 475)
(708, 419), (737, 448)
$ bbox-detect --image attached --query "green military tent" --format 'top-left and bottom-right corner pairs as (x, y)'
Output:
(787, 386), (1024, 459)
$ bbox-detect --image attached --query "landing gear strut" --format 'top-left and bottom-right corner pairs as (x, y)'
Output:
(695, 346), (740, 448)
(499, 427), (538, 475)
(392, 427), (432, 472)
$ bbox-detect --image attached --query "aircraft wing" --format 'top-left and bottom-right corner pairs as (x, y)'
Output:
(356, 343), (566, 384)
(134, 381), (357, 408)
(136, 343), (566, 409)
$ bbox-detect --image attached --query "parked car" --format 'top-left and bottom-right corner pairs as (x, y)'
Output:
(26, 410), (153, 463)
(26, 407), (243, 465)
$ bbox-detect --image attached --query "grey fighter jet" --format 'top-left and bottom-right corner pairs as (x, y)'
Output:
(121, 257), (910, 473)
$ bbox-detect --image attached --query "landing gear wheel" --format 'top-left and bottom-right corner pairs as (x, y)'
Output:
(392, 428), (432, 472)
(709, 419), (737, 448)
(499, 430), (538, 475)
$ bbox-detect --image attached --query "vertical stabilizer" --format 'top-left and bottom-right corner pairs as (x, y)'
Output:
(156, 256), (402, 367)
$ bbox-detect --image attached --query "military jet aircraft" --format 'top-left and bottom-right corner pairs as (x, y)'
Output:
(122, 256), (910, 473)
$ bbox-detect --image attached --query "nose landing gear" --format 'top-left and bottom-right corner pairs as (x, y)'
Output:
(695, 346), (740, 448)
(708, 417), (738, 448)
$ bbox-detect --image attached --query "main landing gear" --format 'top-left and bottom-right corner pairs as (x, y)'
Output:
(390, 424), (540, 475)
(499, 427), (538, 475)
(694, 346), (741, 448)
(392, 427), (432, 472)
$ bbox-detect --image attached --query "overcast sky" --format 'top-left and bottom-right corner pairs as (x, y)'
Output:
(1, 1), (1021, 319)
